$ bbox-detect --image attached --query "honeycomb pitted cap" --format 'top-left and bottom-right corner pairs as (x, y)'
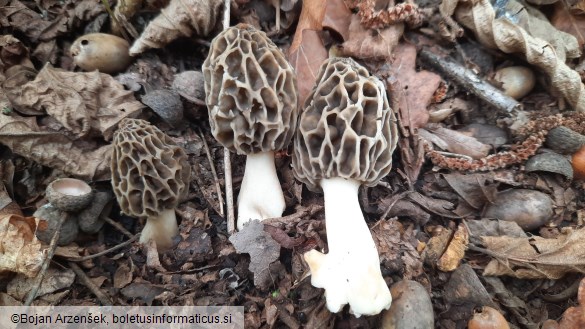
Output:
(111, 118), (191, 218)
(203, 23), (298, 155)
(292, 57), (399, 192)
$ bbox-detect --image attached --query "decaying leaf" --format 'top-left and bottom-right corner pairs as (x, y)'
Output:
(0, 214), (43, 278)
(0, 115), (112, 181)
(371, 218), (423, 279)
(0, 35), (33, 68)
(558, 277), (585, 329)
(229, 220), (281, 289)
(388, 44), (442, 129)
(7, 267), (75, 301)
(129, 0), (223, 55)
(4, 63), (144, 140)
(482, 227), (585, 279)
(341, 15), (403, 60)
(0, 0), (68, 43)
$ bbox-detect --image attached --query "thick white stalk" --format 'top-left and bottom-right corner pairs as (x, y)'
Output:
(305, 177), (392, 317)
(237, 151), (285, 230)
(140, 208), (178, 250)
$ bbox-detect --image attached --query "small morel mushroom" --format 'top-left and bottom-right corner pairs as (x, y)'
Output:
(111, 118), (191, 249)
(292, 57), (399, 316)
(203, 24), (298, 230)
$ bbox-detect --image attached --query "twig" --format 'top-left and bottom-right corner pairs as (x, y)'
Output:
(103, 216), (134, 239)
(263, 205), (324, 228)
(68, 262), (113, 305)
(66, 234), (139, 262)
(419, 47), (522, 116)
(24, 214), (66, 306)
(222, 0), (236, 234)
(198, 128), (224, 216)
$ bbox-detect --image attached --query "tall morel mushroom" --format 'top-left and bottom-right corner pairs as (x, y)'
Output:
(203, 24), (298, 230)
(292, 57), (399, 317)
(111, 118), (191, 249)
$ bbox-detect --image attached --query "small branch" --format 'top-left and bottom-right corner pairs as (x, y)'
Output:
(24, 214), (66, 306)
(66, 234), (139, 262)
(263, 205), (324, 228)
(103, 216), (134, 239)
(68, 262), (113, 305)
(222, 0), (235, 234)
(199, 128), (224, 217)
(419, 48), (522, 116)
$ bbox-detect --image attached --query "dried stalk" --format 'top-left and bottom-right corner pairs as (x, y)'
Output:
(222, 0), (235, 234)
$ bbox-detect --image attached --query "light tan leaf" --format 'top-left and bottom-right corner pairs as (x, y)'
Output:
(420, 124), (491, 160)
(341, 15), (403, 60)
(0, 115), (112, 180)
(437, 224), (468, 272)
(5, 63), (144, 140)
(0, 214), (43, 278)
(482, 227), (585, 279)
(129, 0), (222, 55)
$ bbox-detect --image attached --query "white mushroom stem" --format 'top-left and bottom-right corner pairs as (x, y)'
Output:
(140, 208), (178, 250)
(237, 151), (285, 230)
(304, 177), (392, 317)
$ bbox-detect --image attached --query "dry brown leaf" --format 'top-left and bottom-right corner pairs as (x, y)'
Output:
(420, 124), (491, 160)
(129, 0), (222, 55)
(0, 115), (112, 181)
(229, 220), (281, 289)
(551, 1), (585, 48)
(288, 0), (351, 104)
(482, 227), (585, 279)
(0, 0), (68, 42)
(8, 267), (75, 301)
(341, 15), (403, 60)
(0, 35), (33, 69)
(388, 44), (442, 129)
(5, 63), (144, 140)
(372, 218), (423, 279)
(0, 214), (43, 278)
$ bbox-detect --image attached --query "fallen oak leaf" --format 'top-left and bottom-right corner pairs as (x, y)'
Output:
(341, 14), (403, 60)
(229, 220), (281, 289)
(129, 0), (222, 55)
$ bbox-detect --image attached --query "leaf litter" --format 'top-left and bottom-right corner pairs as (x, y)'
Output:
(2, 0), (585, 327)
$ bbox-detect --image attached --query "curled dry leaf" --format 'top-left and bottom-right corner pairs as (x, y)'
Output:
(0, 115), (112, 181)
(0, 35), (33, 68)
(423, 223), (469, 272)
(4, 63), (144, 140)
(420, 124), (491, 160)
(0, 214), (43, 278)
(229, 220), (281, 289)
(129, 0), (223, 56)
(440, 0), (585, 111)
(481, 227), (585, 279)
(288, 0), (351, 104)
(0, 0), (68, 43)
(340, 15), (403, 60)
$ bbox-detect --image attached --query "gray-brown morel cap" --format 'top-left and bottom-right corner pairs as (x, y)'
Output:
(292, 57), (399, 192)
(203, 23), (298, 155)
(111, 118), (191, 218)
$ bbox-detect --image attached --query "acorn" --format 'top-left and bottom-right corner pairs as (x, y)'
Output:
(492, 66), (536, 100)
(70, 33), (132, 74)
(46, 178), (93, 212)
(545, 126), (585, 180)
(483, 189), (553, 230)
(468, 306), (510, 329)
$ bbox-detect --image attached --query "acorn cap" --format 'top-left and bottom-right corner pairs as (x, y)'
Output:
(545, 126), (585, 155)
(525, 152), (573, 180)
(46, 178), (94, 212)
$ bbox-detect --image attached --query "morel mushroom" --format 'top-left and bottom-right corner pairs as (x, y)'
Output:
(111, 118), (191, 249)
(292, 57), (399, 317)
(203, 24), (298, 230)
